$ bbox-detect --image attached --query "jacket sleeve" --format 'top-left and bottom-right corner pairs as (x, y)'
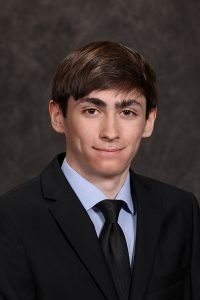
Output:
(0, 209), (36, 300)
(191, 195), (200, 300)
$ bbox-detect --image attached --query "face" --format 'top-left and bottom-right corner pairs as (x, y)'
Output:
(50, 89), (156, 183)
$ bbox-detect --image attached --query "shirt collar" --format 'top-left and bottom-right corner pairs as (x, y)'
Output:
(61, 158), (134, 215)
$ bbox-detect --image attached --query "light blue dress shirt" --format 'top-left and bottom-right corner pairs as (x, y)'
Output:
(61, 158), (136, 266)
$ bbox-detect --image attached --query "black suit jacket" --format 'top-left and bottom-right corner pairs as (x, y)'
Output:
(0, 153), (200, 300)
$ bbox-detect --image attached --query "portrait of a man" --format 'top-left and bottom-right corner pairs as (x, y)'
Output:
(0, 41), (199, 300)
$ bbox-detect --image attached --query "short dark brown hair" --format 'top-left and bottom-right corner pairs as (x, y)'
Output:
(51, 41), (158, 118)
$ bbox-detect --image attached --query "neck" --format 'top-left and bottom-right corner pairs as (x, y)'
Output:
(65, 157), (130, 198)
(93, 174), (128, 198)
(70, 166), (128, 199)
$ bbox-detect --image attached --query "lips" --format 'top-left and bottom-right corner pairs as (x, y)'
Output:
(93, 147), (124, 152)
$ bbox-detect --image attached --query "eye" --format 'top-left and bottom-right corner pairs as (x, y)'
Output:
(121, 110), (136, 117)
(122, 110), (132, 115)
(83, 108), (99, 115)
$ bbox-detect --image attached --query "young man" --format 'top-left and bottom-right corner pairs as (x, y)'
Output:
(0, 41), (199, 300)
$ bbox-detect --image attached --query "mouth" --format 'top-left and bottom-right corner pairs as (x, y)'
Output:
(93, 147), (124, 153)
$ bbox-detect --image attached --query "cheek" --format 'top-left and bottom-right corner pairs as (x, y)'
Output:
(66, 123), (94, 150)
(123, 124), (145, 143)
(122, 125), (145, 156)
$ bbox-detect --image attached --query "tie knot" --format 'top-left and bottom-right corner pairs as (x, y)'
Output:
(96, 199), (124, 223)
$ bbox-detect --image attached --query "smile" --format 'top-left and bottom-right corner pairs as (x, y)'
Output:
(93, 147), (124, 153)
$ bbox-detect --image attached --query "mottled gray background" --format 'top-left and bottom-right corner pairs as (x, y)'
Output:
(0, 0), (200, 202)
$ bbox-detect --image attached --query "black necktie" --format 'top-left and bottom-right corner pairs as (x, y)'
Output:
(95, 200), (131, 300)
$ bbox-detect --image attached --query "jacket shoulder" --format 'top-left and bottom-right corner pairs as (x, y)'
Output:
(0, 176), (42, 211)
(133, 172), (197, 205)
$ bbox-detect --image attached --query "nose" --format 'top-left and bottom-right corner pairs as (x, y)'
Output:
(99, 115), (120, 141)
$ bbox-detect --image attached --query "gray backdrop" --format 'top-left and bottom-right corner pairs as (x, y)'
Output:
(0, 0), (200, 202)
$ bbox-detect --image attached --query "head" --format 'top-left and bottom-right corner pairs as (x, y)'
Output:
(51, 41), (158, 119)
(49, 41), (158, 185)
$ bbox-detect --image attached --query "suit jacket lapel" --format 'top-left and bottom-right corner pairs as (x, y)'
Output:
(40, 154), (118, 300)
(129, 172), (162, 300)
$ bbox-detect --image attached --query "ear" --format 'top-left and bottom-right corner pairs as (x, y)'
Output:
(49, 100), (65, 133)
(142, 107), (157, 138)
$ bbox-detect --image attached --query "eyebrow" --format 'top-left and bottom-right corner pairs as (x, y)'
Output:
(79, 97), (106, 107)
(115, 99), (143, 109)
(79, 97), (143, 109)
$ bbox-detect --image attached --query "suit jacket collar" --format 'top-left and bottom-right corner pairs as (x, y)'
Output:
(40, 153), (162, 300)
(41, 153), (119, 300)
(129, 171), (162, 300)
